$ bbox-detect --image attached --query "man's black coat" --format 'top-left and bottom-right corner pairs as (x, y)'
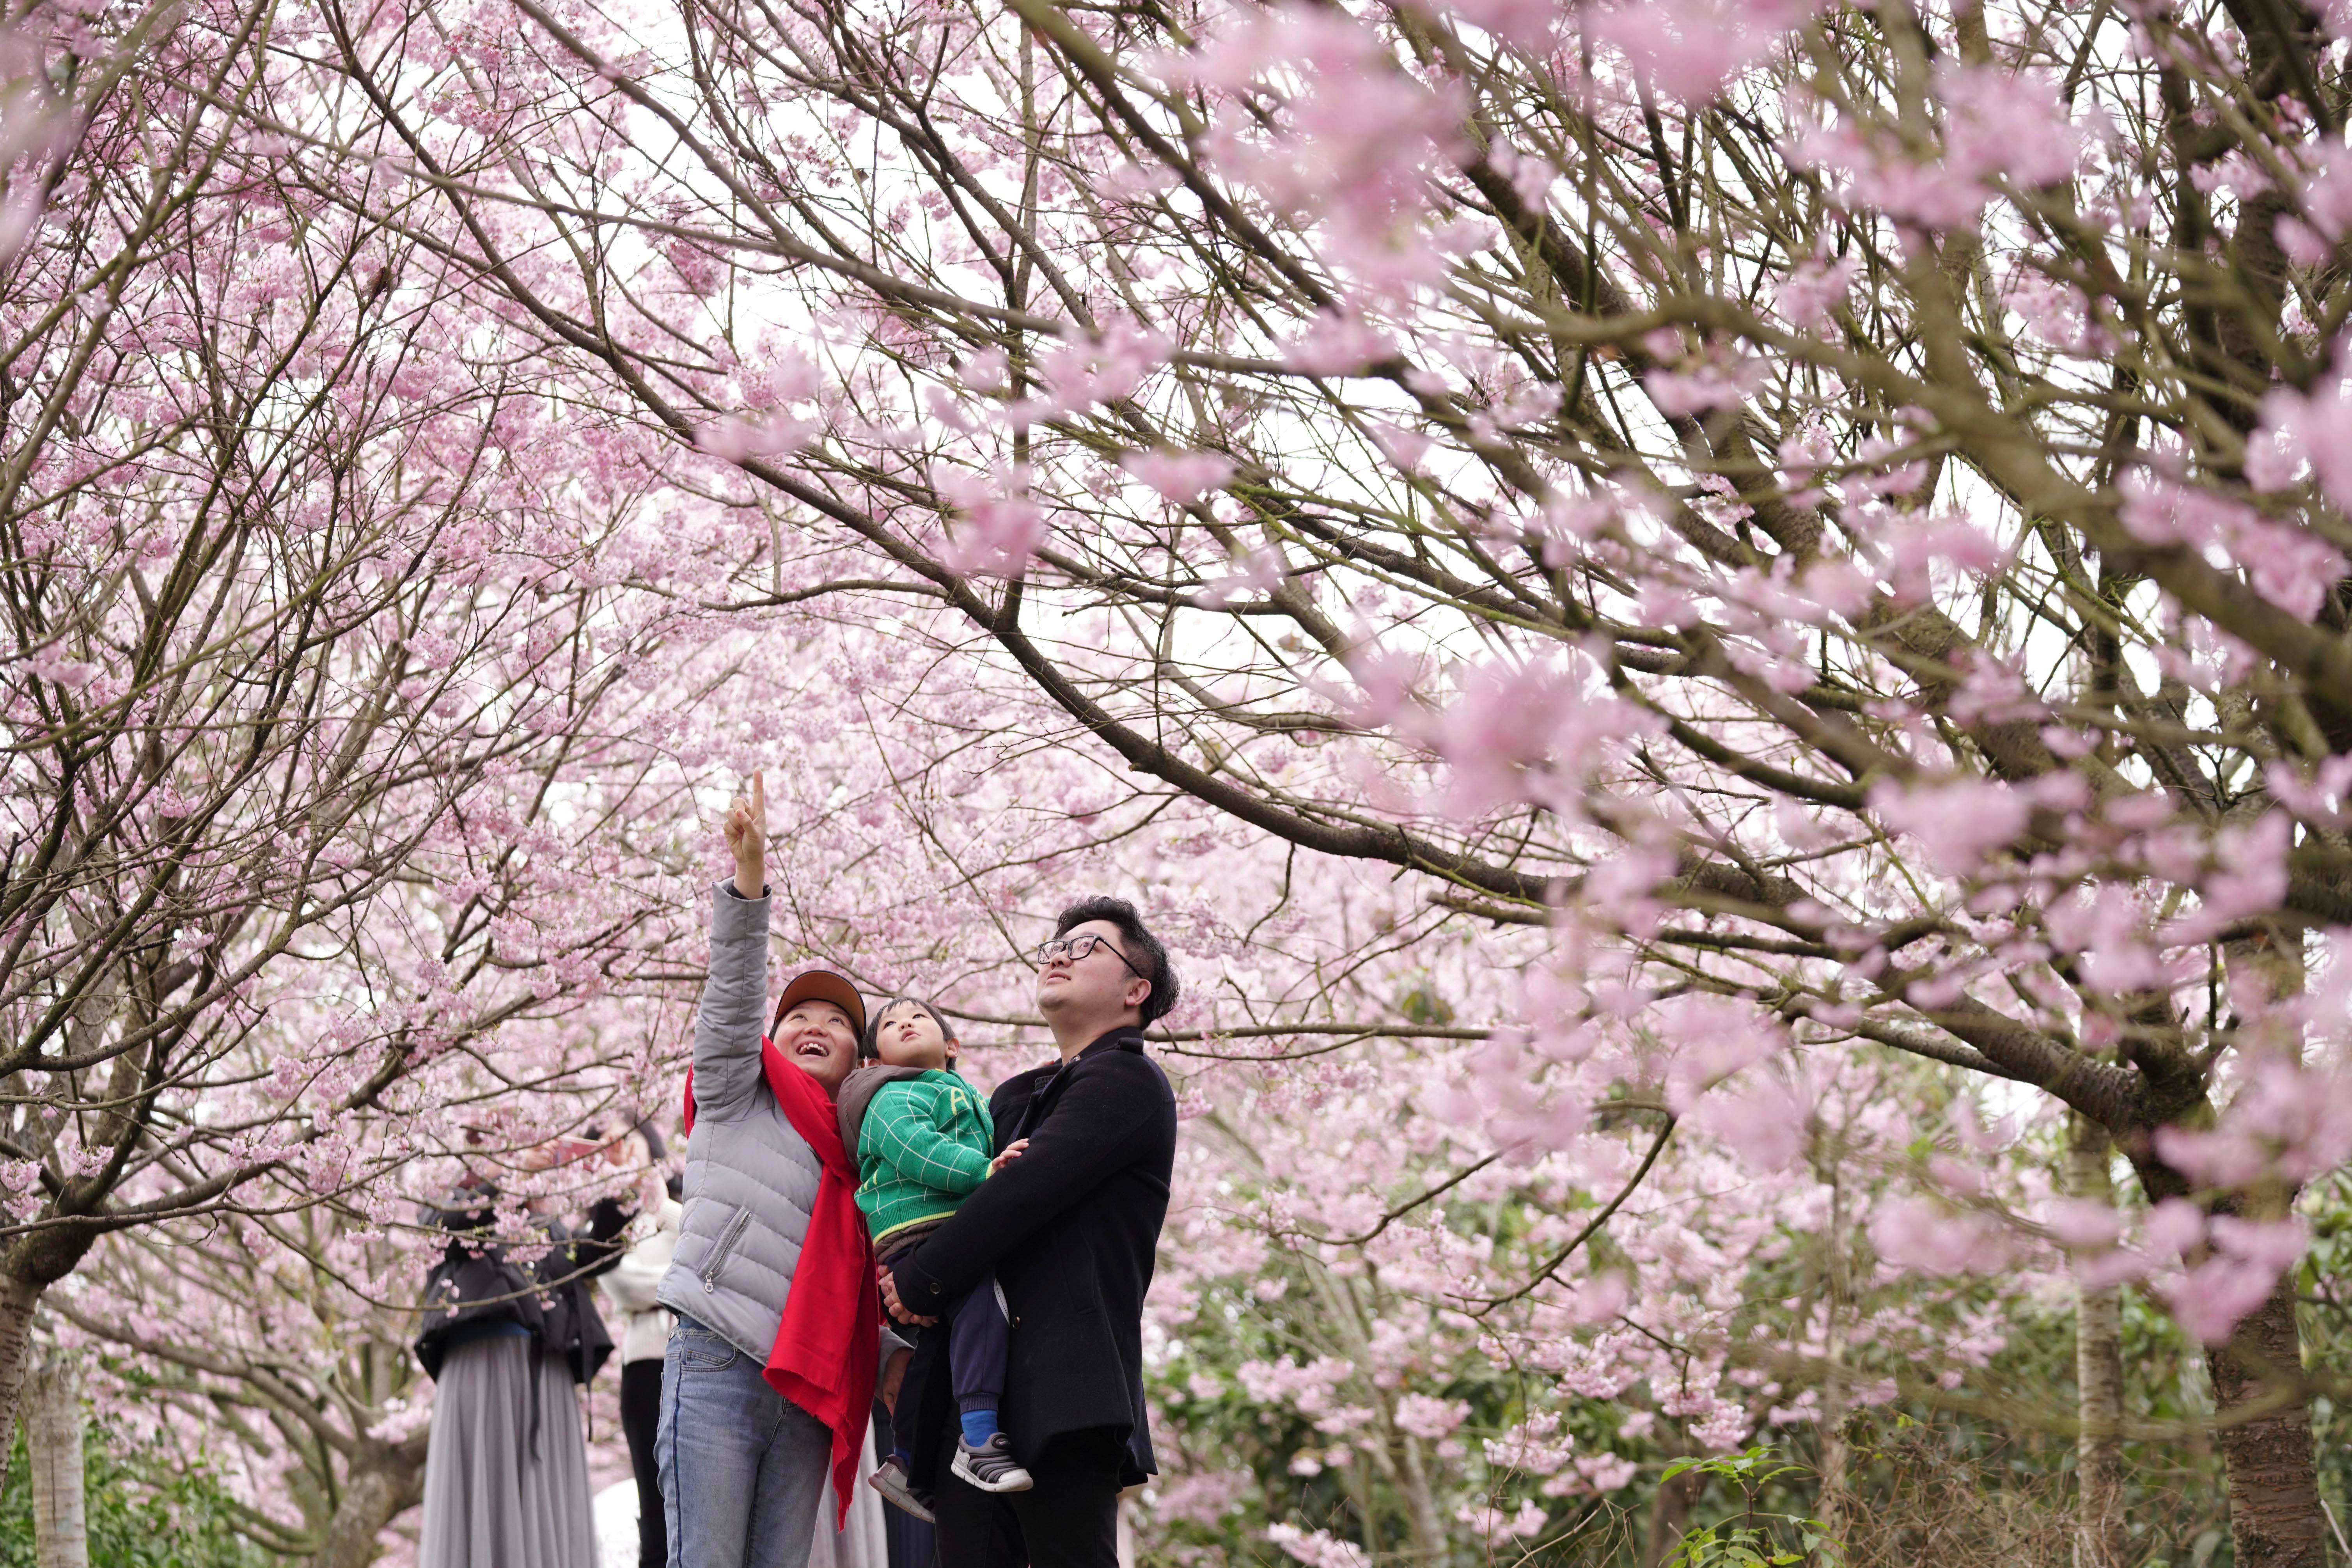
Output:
(887, 1025), (1177, 1487)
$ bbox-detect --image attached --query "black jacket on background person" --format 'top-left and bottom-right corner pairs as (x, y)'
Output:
(414, 1184), (632, 1385)
(888, 1026), (1178, 1489)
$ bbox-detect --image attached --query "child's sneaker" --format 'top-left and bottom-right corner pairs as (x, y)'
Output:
(868, 1455), (936, 1522)
(951, 1432), (1034, 1493)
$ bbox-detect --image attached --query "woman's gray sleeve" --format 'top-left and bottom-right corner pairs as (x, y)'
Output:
(692, 881), (772, 1119)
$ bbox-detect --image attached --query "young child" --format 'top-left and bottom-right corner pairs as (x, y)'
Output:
(838, 997), (1032, 1518)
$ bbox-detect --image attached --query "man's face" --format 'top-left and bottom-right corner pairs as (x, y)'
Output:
(777, 1000), (858, 1093)
(1034, 919), (1150, 1022)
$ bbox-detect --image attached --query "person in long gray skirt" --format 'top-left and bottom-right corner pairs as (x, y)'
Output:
(413, 1137), (636, 1568)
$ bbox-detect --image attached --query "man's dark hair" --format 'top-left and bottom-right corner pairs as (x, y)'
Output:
(860, 997), (960, 1062)
(1055, 896), (1179, 1026)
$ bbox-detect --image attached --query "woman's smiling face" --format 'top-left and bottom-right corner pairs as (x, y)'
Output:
(777, 999), (858, 1092)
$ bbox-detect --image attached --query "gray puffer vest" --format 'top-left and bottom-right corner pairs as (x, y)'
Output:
(655, 883), (825, 1362)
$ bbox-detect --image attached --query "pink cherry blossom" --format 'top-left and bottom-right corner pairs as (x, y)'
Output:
(1123, 449), (1236, 503)
(1867, 777), (2031, 878)
(1589, 0), (1823, 105)
(1869, 1196), (2014, 1275)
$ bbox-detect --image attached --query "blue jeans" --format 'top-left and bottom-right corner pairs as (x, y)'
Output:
(658, 1314), (832, 1568)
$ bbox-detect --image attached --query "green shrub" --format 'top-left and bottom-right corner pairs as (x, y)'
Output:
(0, 1423), (275, 1568)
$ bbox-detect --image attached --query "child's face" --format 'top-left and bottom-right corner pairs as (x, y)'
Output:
(874, 1002), (954, 1071)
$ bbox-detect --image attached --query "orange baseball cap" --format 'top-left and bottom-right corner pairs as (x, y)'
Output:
(771, 968), (867, 1038)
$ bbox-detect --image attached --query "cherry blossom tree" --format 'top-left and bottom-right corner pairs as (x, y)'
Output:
(274, 0), (2352, 1559)
(53, 1209), (435, 1568)
(1142, 1001), (2081, 1567)
(0, 0), (767, 1476)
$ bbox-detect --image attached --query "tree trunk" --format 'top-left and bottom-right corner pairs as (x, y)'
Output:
(0, 1220), (103, 1501)
(313, 1450), (426, 1568)
(0, 1273), (48, 1502)
(2197, 930), (2324, 1568)
(2065, 1117), (2127, 1568)
(1813, 1168), (1853, 1552)
(2207, 1274), (2325, 1568)
(1644, 1462), (1701, 1567)
(1814, 1419), (1851, 1563)
(24, 1344), (88, 1568)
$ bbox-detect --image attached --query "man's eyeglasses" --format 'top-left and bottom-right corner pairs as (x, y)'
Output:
(1032, 933), (1147, 982)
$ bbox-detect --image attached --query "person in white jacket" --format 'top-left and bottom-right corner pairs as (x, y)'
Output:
(604, 1122), (684, 1568)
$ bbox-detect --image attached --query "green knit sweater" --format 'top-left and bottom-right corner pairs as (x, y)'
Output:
(853, 1069), (995, 1247)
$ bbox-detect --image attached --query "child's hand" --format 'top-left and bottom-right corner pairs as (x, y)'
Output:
(879, 1264), (937, 1326)
(988, 1139), (1030, 1176)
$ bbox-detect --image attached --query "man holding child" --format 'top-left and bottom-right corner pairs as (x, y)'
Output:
(881, 899), (1181, 1568)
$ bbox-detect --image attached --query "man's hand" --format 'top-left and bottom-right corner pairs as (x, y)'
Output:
(880, 1346), (912, 1412)
(988, 1138), (1030, 1177)
(878, 1262), (938, 1326)
(724, 771), (767, 899)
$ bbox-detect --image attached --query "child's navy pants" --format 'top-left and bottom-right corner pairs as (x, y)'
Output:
(890, 1270), (1009, 1462)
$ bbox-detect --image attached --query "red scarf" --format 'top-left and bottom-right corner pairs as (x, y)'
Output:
(683, 1041), (879, 1527)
